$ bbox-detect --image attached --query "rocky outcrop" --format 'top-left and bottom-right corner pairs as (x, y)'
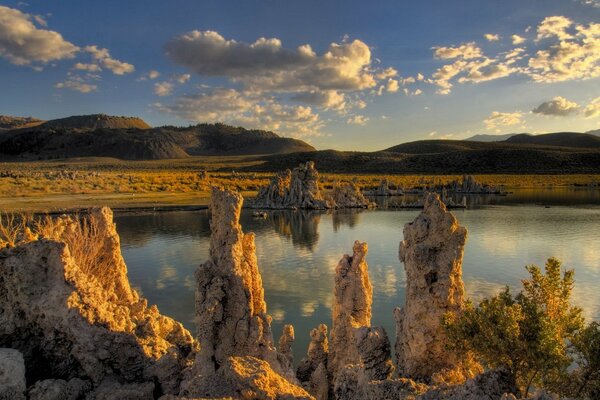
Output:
(27, 378), (92, 400)
(0, 208), (198, 395)
(183, 187), (307, 397)
(355, 327), (394, 382)
(329, 181), (375, 209)
(252, 162), (330, 209)
(279, 324), (296, 376)
(192, 188), (285, 375)
(328, 241), (373, 378)
(0, 348), (26, 400)
(297, 324), (330, 400)
(395, 193), (467, 381)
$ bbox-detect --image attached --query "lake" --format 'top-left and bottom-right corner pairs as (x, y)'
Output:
(114, 188), (600, 363)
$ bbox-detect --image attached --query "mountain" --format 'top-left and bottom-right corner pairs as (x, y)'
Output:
(504, 132), (600, 148)
(0, 115), (44, 132)
(464, 133), (525, 142)
(247, 139), (600, 174)
(0, 115), (315, 160)
(585, 129), (600, 137)
(36, 114), (151, 130)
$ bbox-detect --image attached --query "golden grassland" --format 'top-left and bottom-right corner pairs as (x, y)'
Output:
(1, 156), (599, 212)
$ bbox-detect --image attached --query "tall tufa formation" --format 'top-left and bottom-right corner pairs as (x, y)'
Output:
(193, 187), (291, 377)
(328, 241), (373, 378)
(297, 324), (330, 400)
(395, 193), (467, 381)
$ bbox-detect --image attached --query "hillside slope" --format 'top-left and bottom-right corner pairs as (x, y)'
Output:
(0, 116), (44, 132)
(0, 117), (315, 160)
(248, 140), (600, 174)
(505, 132), (600, 148)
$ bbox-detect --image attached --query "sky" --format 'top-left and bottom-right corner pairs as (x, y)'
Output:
(0, 0), (599, 151)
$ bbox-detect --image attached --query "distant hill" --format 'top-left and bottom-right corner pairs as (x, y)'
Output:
(0, 115), (315, 160)
(586, 129), (600, 136)
(505, 132), (600, 148)
(0, 115), (44, 132)
(247, 139), (600, 174)
(464, 133), (525, 142)
(38, 114), (151, 130)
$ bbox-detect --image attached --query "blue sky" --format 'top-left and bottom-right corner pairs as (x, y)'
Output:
(0, 0), (599, 150)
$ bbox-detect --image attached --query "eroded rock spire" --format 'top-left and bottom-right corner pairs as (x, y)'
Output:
(395, 192), (467, 381)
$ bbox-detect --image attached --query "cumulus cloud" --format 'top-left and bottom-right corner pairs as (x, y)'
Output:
(55, 76), (97, 93)
(512, 35), (527, 45)
(429, 15), (600, 92)
(138, 70), (160, 81)
(73, 62), (101, 72)
(291, 90), (346, 112)
(165, 31), (384, 93)
(0, 5), (79, 65)
(536, 16), (574, 41)
(484, 33), (500, 42)
(346, 115), (369, 125)
(532, 96), (580, 116)
(433, 42), (483, 60)
(584, 97), (600, 118)
(84, 45), (134, 75)
(527, 20), (600, 83)
(154, 81), (174, 96)
(154, 88), (323, 137)
(173, 73), (190, 84)
(484, 111), (524, 131)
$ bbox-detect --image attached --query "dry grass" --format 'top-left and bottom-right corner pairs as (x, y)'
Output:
(1, 156), (598, 212)
(1, 211), (108, 276)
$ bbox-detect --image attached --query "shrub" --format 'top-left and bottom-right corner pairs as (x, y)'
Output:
(444, 258), (584, 397)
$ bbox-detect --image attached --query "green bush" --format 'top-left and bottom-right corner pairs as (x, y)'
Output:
(443, 257), (585, 397)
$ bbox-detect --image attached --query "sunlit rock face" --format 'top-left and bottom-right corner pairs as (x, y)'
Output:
(252, 161), (331, 209)
(297, 324), (330, 400)
(328, 241), (373, 378)
(192, 187), (295, 379)
(395, 193), (467, 381)
(0, 208), (198, 395)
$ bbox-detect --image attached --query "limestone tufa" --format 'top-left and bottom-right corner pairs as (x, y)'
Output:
(395, 193), (467, 381)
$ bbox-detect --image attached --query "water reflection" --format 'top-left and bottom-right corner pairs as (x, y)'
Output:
(115, 190), (600, 363)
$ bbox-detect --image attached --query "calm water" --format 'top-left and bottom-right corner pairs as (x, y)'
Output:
(115, 189), (600, 363)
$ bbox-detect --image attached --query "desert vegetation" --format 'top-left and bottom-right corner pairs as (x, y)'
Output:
(1, 157), (599, 211)
(444, 258), (600, 398)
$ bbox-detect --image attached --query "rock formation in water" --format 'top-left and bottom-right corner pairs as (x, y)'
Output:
(329, 181), (375, 209)
(0, 208), (198, 397)
(328, 241), (373, 378)
(252, 162), (332, 209)
(395, 192), (467, 381)
(182, 187), (306, 397)
(364, 179), (403, 196)
(279, 324), (296, 375)
(297, 324), (330, 400)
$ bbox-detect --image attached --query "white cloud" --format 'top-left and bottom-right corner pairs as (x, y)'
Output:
(511, 34), (527, 45)
(0, 5), (78, 65)
(484, 111), (524, 131)
(154, 88), (323, 137)
(536, 16), (574, 41)
(527, 20), (600, 83)
(433, 42), (483, 60)
(165, 31), (385, 93)
(55, 76), (97, 93)
(584, 97), (600, 118)
(73, 62), (101, 72)
(579, 0), (600, 7)
(484, 33), (500, 42)
(84, 45), (134, 75)
(386, 78), (399, 93)
(154, 81), (174, 96)
(149, 70), (160, 79)
(291, 90), (347, 112)
(346, 115), (369, 125)
(532, 96), (580, 116)
(173, 73), (190, 84)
